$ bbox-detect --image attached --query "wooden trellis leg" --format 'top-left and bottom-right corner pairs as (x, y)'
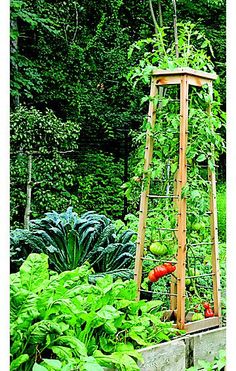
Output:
(134, 77), (158, 299)
(207, 81), (221, 320)
(176, 75), (189, 329)
(170, 171), (179, 311)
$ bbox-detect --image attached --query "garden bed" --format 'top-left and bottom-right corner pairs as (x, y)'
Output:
(104, 327), (226, 371)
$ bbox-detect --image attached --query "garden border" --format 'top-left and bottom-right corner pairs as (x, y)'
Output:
(104, 327), (226, 370)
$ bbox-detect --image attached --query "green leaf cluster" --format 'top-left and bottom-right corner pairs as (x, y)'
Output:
(10, 208), (136, 276)
(10, 253), (180, 370)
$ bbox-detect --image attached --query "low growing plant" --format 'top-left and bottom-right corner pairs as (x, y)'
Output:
(10, 253), (182, 370)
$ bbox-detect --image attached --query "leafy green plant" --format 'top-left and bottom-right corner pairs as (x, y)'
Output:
(186, 349), (226, 370)
(10, 228), (46, 272)
(10, 208), (136, 277)
(217, 182), (226, 242)
(10, 253), (181, 370)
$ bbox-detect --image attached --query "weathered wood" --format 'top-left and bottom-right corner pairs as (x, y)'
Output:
(187, 75), (212, 87)
(155, 73), (214, 87)
(134, 77), (158, 299)
(207, 81), (221, 319)
(156, 74), (183, 86)
(176, 75), (189, 329)
(170, 171), (179, 310)
(184, 316), (220, 333)
(152, 67), (217, 80)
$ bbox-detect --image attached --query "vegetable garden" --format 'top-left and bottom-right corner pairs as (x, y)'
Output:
(10, 0), (226, 370)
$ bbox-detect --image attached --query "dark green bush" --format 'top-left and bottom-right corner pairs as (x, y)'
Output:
(10, 208), (136, 277)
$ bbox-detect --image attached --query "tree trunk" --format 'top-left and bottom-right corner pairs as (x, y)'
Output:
(172, 0), (179, 58)
(24, 154), (33, 229)
(10, 18), (20, 107)
(149, 0), (158, 34)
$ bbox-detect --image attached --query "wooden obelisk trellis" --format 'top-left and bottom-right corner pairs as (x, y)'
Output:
(134, 67), (221, 333)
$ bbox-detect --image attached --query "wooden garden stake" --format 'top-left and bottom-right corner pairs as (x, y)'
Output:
(176, 74), (189, 329)
(134, 77), (158, 299)
(207, 81), (221, 319)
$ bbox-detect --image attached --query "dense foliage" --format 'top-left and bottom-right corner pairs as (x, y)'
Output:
(10, 0), (226, 224)
(10, 253), (181, 370)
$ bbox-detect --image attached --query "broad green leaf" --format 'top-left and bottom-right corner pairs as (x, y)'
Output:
(10, 354), (29, 370)
(20, 253), (49, 293)
(196, 154), (206, 162)
(80, 356), (104, 371)
(28, 320), (63, 344)
(140, 300), (163, 313)
(42, 359), (62, 370)
(128, 330), (147, 346)
(32, 364), (48, 371)
(50, 345), (73, 360)
(56, 336), (87, 357)
(96, 305), (120, 320)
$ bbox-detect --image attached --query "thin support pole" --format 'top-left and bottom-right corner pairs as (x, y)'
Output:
(170, 170), (179, 310)
(207, 81), (221, 320)
(134, 77), (158, 299)
(176, 75), (189, 329)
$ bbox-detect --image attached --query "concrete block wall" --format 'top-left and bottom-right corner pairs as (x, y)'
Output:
(104, 327), (226, 371)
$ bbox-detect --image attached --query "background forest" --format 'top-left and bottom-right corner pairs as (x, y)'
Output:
(10, 0), (226, 231)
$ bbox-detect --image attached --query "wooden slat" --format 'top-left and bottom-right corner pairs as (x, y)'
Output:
(176, 75), (189, 330)
(186, 75), (212, 88)
(152, 67), (217, 80)
(184, 317), (220, 333)
(156, 75), (182, 86)
(134, 77), (158, 299)
(207, 82), (221, 319)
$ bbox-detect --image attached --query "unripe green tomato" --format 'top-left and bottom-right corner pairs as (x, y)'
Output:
(150, 242), (168, 256)
(191, 313), (204, 321)
(192, 221), (205, 231)
(185, 278), (191, 286)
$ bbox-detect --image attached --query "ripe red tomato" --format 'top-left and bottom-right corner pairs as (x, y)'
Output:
(148, 269), (157, 282)
(203, 302), (210, 309)
(154, 265), (168, 278)
(164, 262), (176, 273)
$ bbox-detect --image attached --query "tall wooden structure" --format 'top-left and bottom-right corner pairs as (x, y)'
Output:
(134, 67), (221, 333)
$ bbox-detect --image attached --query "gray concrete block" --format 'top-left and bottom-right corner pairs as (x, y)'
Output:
(191, 327), (226, 366)
(103, 327), (226, 371)
(137, 339), (186, 371)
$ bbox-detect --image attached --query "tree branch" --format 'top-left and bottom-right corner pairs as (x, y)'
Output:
(149, 0), (158, 34)
(171, 0), (179, 58)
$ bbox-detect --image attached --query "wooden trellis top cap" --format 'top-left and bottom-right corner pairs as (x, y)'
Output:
(152, 67), (217, 87)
